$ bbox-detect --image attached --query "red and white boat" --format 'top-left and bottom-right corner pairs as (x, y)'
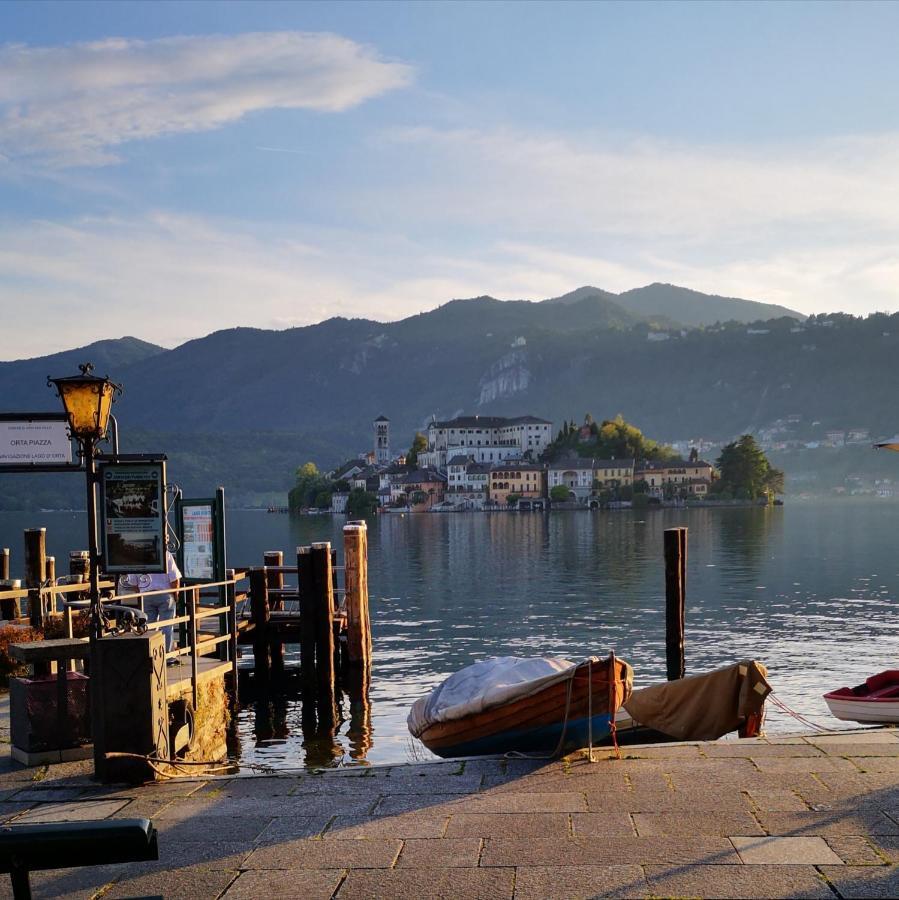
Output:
(824, 670), (899, 724)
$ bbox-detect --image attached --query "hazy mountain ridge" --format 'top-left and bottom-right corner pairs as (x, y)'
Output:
(0, 289), (893, 507)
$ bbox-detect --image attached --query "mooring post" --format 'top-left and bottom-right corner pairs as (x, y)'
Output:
(226, 568), (239, 689)
(297, 546), (316, 692)
(664, 526), (688, 681)
(343, 522), (371, 673)
(25, 528), (47, 632)
(249, 568), (271, 685)
(310, 542), (337, 725)
(0, 547), (15, 620)
(45, 555), (56, 617)
(264, 550), (285, 676)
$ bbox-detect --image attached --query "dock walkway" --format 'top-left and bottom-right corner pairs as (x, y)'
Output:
(0, 727), (897, 899)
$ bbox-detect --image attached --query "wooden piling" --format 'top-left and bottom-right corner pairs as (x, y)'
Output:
(664, 527), (687, 681)
(188, 586), (200, 710)
(226, 568), (239, 689)
(310, 542), (336, 725)
(264, 550), (285, 675)
(45, 556), (56, 616)
(25, 528), (47, 630)
(343, 522), (371, 672)
(297, 546), (316, 692)
(0, 547), (16, 620)
(249, 568), (271, 684)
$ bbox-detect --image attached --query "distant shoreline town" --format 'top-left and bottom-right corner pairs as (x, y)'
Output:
(289, 414), (782, 516)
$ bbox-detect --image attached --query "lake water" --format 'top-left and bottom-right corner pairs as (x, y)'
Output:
(2, 500), (898, 768)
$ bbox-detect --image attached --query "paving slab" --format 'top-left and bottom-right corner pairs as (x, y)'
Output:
(12, 799), (129, 823)
(632, 808), (765, 837)
(512, 864), (647, 899)
(481, 835), (742, 867)
(824, 835), (887, 865)
(335, 868), (514, 899)
(221, 868), (345, 899)
(759, 809), (899, 836)
(325, 813), (449, 839)
(105, 865), (237, 900)
(396, 837), (481, 867)
(445, 812), (570, 838)
(731, 835), (844, 864)
(819, 864), (899, 898)
(812, 730), (899, 744)
(644, 863), (833, 898)
(244, 837), (402, 870)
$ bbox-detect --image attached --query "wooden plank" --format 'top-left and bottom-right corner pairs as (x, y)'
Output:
(664, 527), (687, 681)
(10, 637), (90, 662)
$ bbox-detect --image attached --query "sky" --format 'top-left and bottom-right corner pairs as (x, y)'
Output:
(2, 0), (899, 358)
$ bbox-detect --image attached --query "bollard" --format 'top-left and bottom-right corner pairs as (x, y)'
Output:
(310, 542), (336, 725)
(664, 527), (687, 681)
(343, 523), (371, 672)
(297, 547), (315, 692)
(25, 528), (47, 631)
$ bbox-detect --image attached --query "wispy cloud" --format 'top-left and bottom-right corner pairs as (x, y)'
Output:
(0, 32), (412, 167)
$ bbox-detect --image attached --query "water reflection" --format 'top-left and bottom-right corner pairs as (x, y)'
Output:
(3, 502), (898, 770)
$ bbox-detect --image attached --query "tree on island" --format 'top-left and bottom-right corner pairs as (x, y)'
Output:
(714, 435), (785, 501)
(346, 488), (378, 518)
(406, 432), (427, 467)
(542, 414), (675, 464)
(288, 461), (331, 511)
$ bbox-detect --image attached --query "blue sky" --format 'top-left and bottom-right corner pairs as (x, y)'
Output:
(2, 1), (899, 357)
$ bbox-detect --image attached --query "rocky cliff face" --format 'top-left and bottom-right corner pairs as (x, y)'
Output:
(478, 347), (531, 405)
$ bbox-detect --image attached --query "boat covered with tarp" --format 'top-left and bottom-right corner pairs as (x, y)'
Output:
(408, 654), (633, 758)
(613, 660), (772, 742)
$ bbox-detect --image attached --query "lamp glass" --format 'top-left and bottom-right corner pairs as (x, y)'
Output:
(58, 379), (114, 439)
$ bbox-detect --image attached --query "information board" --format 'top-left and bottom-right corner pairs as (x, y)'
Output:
(99, 460), (167, 573)
(177, 490), (226, 585)
(0, 416), (72, 466)
(181, 503), (215, 581)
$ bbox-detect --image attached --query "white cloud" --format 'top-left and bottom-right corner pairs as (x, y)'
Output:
(0, 32), (412, 166)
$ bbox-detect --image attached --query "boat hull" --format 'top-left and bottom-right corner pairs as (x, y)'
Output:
(418, 656), (631, 758)
(824, 670), (899, 724)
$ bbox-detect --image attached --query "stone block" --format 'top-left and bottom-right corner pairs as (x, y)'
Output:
(644, 863), (833, 899)
(244, 837), (401, 869)
(324, 813), (449, 840)
(819, 864), (899, 898)
(446, 812), (571, 839)
(513, 864), (647, 899)
(731, 835), (844, 864)
(13, 799), (129, 823)
(396, 837), (481, 867)
(759, 809), (899, 837)
(632, 809), (765, 837)
(336, 868), (514, 899)
(223, 868), (345, 899)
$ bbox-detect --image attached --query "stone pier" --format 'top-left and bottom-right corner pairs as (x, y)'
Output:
(0, 723), (897, 899)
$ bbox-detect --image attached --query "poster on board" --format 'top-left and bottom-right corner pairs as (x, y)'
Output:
(181, 503), (215, 581)
(100, 461), (167, 573)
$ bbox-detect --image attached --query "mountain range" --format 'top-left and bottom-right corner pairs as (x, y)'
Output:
(1, 282), (896, 508)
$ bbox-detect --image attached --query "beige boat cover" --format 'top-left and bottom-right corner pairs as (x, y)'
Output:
(623, 660), (771, 741)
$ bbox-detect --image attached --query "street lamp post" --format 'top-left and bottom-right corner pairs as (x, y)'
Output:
(47, 363), (122, 642)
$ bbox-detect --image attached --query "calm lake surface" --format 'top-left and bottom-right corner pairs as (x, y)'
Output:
(2, 501), (898, 768)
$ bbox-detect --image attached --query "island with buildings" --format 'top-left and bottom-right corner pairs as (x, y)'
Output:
(296, 413), (731, 515)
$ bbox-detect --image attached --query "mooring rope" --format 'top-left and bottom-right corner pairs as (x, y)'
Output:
(767, 692), (832, 733)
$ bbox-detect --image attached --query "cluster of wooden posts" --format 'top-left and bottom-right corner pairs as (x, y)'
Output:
(245, 522), (371, 726)
(0, 528), (96, 633)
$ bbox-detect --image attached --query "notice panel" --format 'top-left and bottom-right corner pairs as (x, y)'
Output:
(0, 419), (72, 465)
(100, 461), (167, 573)
(181, 503), (215, 581)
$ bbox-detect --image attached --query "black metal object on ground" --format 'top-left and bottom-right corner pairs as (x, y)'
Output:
(0, 817), (158, 900)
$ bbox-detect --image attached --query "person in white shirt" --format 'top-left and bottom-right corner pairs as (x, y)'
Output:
(118, 550), (182, 662)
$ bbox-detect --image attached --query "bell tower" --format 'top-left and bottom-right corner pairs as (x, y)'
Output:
(374, 415), (390, 464)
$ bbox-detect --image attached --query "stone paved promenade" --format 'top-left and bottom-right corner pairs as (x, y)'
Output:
(1, 728), (899, 899)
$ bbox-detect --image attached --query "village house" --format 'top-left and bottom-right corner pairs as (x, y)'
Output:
(547, 458), (636, 504)
(392, 468), (446, 510)
(636, 459), (715, 498)
(488, 462), (546, 507)
(446, 456), (491, 507)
